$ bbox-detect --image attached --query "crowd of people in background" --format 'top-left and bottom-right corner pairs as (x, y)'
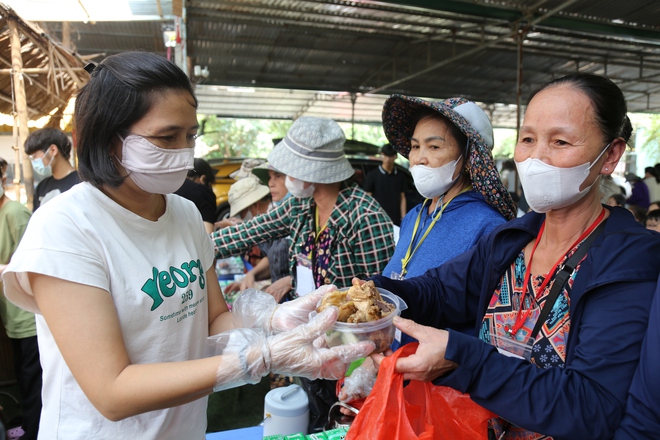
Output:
(0, 50), (660, 440)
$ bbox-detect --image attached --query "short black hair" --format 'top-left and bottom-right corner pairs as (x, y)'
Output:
(381, 143), (397, 157)
(24, 128), (73, 159)
(75, 51), (197, 188)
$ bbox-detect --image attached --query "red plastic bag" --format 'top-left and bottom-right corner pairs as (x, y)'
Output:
(346, 343), (495, 440)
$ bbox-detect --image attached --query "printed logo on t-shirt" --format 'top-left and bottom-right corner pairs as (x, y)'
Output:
(141, 259), (206, 311)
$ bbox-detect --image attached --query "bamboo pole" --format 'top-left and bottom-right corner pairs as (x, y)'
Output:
(8, 16), (34, 209)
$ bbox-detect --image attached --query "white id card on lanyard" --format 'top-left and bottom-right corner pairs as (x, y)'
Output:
(295, 253), (315, 297)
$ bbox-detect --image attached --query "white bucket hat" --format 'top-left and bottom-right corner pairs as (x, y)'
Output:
(267, 116), (354, 184)
(228, 175), (271, 217)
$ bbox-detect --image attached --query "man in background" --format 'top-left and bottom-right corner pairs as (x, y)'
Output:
(24, 128), (80, 211)
(363, 143), (407, 226)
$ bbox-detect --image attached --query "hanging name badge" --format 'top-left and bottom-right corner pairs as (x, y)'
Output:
(487, 332), (533, 362)
(390, 271), (405, 281)
(295, 253), (315, 297)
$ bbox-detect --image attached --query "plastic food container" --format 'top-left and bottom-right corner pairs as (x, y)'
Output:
(312, 288), (408, 354)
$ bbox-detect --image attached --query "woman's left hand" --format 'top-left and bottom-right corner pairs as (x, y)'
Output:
(371, 317), (458, 382)
(269, 284), (336, 333)
(264, 276), (293, 303)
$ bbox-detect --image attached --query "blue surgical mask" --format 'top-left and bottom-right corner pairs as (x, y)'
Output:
(31, 151), (53, 178)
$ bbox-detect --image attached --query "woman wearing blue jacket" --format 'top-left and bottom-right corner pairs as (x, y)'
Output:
(370, 73), (660, 440)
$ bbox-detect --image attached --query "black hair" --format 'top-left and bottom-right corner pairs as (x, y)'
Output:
(0, 157), (6, 174)
(24, 128), (73, 159)
(75, 51), (197, 188)
(381, 143), (397, 157)
(647, 209), (660, 223)
(628, 204), (647, 225)
(528, 73), (633, 146)
(645, 166), (660, 184)
(609, 193), (626, 207)
(411, 107), (469, 160)
(188, 158), (216, 187)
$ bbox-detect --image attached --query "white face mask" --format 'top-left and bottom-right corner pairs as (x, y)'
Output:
(516, 143), (610, 213)
(410, 156), (462, 199)
(119, 135), (194, 194)
(285, 175), (315, 198)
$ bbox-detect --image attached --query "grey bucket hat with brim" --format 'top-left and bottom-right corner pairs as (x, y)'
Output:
(267, 116), (354, 184)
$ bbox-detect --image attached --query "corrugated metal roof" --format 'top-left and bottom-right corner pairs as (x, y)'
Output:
(26, 0), (660, 123)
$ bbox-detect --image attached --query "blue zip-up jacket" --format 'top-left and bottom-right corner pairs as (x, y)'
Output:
(372, 206), (660, 440)
(614, 274), (660, 440)
(383, 190), (506, 279)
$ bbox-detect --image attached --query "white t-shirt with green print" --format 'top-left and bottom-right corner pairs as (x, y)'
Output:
(3, 182), (214, 440)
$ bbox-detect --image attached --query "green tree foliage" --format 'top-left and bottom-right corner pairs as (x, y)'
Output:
(492, 128), (517, 159)
(637, 114), (660, 165)
(198, 117), (291, 158)
(197, 116), (387, 158)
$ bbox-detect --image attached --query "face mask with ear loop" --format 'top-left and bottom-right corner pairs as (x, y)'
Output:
(285, 175), (315, 198)
(118, 135), (194, 194)
(516, 142), (611, 213)
(31, 150), (54, 178)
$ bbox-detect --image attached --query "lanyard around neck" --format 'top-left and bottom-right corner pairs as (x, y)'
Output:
(314, 206), (328, 243)
(399, 185), (471, 276)
(505, 208), (606, 339)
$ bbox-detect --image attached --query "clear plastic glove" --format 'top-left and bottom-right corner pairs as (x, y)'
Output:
(232, 285), (337, 335)
(339, 359), (377, 403)
(209, 307), (375, 392)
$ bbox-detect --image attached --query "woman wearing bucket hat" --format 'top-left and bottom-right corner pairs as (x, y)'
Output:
(364, 73), (660, 439)
(211, 116), (395, 430)
(220, 175), (289, 301)
(381, 95), (515, 286)
(211, 116), (394, 297)
(228, 163), (294, 302)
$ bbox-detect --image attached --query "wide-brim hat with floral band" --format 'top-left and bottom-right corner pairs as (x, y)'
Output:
(228, 175), (271, 217)
(251, 162), (281, 186)
(267, 116), (354, 184)
(382, 94), (516, 221)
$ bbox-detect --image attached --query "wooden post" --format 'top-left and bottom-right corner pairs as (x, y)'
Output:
(8, 16), (34, 209)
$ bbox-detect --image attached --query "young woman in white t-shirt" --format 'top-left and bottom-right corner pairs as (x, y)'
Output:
(1, 51), (372, 440)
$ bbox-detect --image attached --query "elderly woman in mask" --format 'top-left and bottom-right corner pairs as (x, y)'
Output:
(381, 96), (515, 281)
(0, 52), (372, 440)
(368, 73), (660, 440)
